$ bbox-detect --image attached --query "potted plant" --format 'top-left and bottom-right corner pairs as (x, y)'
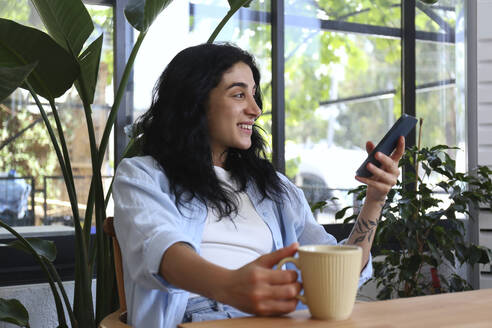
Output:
(334, 119), (492, 300)
(0, 0), (252, 326)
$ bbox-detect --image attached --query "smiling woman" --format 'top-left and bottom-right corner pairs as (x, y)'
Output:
(111, 42), (402, 328)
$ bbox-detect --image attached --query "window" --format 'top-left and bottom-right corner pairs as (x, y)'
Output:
(0, 0), (114, 235)
(284, 0), (402, 223)
(0, 0), (114, 285)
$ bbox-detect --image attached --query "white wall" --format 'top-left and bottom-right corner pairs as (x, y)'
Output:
(477, 0), (492, 289)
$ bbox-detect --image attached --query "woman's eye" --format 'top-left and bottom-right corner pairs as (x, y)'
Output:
(234, 93), (245, 98)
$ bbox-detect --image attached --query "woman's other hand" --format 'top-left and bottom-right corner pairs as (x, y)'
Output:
(355, 136), (405, 203)
(218, 243), (301, 316)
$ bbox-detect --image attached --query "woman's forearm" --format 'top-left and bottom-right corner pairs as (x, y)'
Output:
(347, 198), (385, 270)
(159, 242), (232, 301)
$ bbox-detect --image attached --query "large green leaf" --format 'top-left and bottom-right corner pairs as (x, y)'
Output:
(30, 0), (93, 56)
(0, 298), (29, 327)
(75, 34), (103, 104)
(0, 63), (36, 101)
(125, 0), (174, 32)
(6, 238), (57, 262)
(0, 18), (79, 99)
(228, 0), (253, 10)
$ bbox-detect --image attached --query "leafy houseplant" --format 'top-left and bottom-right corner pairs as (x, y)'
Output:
(335, 120), (492, 300)
(0, 0), (253, 327)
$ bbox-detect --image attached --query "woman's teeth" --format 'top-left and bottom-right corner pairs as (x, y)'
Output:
(238, 124), (252, 130)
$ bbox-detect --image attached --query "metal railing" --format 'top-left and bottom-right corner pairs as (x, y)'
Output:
(0, 175), (113, 226)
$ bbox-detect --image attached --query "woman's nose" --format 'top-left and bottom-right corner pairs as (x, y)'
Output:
(246, 95), (262, 118)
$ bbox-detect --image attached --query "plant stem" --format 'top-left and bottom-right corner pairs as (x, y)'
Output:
(45, 260), (78, 328)
(207, 1), (252, 43)
(97, 31), (147, 169)
(77, 75), (109, 325)
(48, 100), (81, 228)
(207, 9), (235, 43)
(83, 30), (147, 250)
(27, 82), (93, 326)
(410, 118), (424, 295)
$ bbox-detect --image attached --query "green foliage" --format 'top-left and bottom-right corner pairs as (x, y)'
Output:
(30, 0), (94, 56)
(0, 63), (36, 100)
(0, 298), (29, 327)
(0, 109), (58, 181)
(125, 0), (174, 32)
(74, 34), (103, 104)
(336, 144), (492, 300)
(0, 18), (80, 99)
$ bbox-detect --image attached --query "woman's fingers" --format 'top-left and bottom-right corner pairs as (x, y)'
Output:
(269, 282), (302, 299)
(357, 162), (397, 187)
(256, 299), (299, 316)
(374, 152), (400, 176)
(366, 141), (375, 154)
(390, 136), (405, 161)
(252, 283), (301, 316)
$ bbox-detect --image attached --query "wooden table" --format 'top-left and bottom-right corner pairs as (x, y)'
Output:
(178, 289), (492, 327)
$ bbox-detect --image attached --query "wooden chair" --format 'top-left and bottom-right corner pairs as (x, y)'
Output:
(99, 217), (132, 328)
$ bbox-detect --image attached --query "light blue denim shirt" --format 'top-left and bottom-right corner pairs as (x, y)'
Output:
(113, 156), (372, 328)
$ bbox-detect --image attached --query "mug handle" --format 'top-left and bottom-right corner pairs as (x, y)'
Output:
(276, 257), (306, 304)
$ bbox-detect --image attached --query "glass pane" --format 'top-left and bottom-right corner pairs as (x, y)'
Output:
(284, 0), (401, 224)
(133, 0), (272, 139)
(416, 0), (465, 173)
(0, 2), (114, 232)
(285, 0), (400, 28)
(416, 0), (457, 33)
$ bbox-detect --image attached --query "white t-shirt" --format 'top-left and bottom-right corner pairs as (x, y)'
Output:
(199, 166), (274, 270)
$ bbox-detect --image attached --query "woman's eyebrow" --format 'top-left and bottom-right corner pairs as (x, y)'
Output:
(226, 82), (249, 90)
(226, 82), (257, 91)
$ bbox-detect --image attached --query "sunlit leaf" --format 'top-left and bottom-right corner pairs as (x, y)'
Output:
(75, 34), (103, 104)
(0, 298), (29, 327)
(310, 201), (326, 212)
(0, 63), (36, 101)
(335, 206), (351, 220)
(0, 18), (79, 99)
(30, 0), (93, 56)
(125, 0), (174, 32)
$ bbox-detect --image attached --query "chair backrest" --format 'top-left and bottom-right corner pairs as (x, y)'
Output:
(103, 217), (127, 314)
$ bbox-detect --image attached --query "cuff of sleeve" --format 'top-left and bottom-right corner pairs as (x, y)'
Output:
(338, 238), (373, 288)
(145, 229), (198, 292)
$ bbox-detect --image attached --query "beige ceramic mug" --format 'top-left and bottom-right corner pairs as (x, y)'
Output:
(277, 244), (362, 320)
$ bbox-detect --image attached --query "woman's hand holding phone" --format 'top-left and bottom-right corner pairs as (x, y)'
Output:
(355, 136), (405, 203)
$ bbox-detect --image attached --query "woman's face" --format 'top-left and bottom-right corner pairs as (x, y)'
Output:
(206, 61), (261, 166)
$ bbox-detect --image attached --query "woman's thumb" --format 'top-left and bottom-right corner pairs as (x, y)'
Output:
(256, 242), (299, 268)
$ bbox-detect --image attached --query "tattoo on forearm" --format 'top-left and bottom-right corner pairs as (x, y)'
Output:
(351, 218), (378, 244)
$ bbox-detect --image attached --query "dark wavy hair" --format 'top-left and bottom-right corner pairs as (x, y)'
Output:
(134, 43), (286, 218)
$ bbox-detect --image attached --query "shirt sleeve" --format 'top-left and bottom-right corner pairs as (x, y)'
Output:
(113, 157), (199, 292)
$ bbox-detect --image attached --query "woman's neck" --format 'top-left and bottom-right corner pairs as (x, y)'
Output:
(212, 150), (227, 168)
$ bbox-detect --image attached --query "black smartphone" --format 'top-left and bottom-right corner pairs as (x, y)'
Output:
(356, 114), (418, 178)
